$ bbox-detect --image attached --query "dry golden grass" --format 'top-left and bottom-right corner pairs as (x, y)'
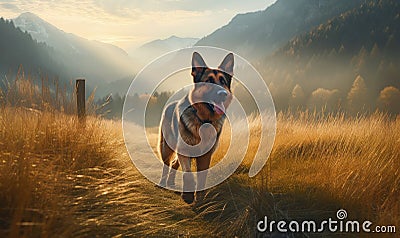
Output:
(0, 107), (120, 236)
(268, 112), (399, 227)
(0, 106), (223, 237)
(197, 111), (399, 236)
(1, 74), (399, 237)
(143, 111), (399, 236)
(0, 76), (219, 237)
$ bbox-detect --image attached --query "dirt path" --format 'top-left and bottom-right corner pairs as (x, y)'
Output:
(67, 149), (220, 237)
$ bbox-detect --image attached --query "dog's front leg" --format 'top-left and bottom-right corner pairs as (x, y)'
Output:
(178, 154), (195, 204)
(166, 158), (179, 188)
(195, 153), (212, 201)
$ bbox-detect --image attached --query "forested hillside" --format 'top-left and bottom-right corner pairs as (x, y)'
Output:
(0, 17), (67, 80)
(258, 0), (400, 113)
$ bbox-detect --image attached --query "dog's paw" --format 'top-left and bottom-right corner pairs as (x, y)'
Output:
(181, 192), (195, 204)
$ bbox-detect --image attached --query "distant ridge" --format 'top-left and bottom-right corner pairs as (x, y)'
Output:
(195, 0), (364, 60)
(129, 35), (199, 67)
(13, 12), (135, 84)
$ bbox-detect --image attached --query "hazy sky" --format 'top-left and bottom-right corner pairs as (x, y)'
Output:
(0, 0), (276, 51)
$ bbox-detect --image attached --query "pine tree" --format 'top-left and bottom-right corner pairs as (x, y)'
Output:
(347, 75), (369, 113)
(290, 84), (306, 110)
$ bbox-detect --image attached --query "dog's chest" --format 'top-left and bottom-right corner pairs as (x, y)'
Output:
(179, 111), (223, 145)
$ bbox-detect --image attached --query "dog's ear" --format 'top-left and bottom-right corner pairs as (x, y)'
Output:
(191, 52), (207, 82)
(218, 53), (234, 76)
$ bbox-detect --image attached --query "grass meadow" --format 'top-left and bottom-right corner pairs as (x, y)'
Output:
(0, 75), (399, 237)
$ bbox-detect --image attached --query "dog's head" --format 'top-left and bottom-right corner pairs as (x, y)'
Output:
(189, 52), (234, 122)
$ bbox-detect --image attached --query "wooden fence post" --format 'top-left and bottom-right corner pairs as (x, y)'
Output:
(76, 79), (86, 123)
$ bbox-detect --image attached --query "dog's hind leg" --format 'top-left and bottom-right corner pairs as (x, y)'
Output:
(159, 134), (175, 187)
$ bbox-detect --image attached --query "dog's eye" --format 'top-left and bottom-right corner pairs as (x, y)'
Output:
(207, 76), (214, 83)
(219, 76), (226, 85)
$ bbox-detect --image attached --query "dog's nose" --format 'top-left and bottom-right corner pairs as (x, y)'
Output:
(217, 89), (228, 101)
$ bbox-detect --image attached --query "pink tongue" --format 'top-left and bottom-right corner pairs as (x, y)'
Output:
(214, 102), (225, 115)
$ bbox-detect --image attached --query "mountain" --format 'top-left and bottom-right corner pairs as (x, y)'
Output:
(259, 0), (400, 111)
(129, 35), (198, 67)
(195, 0), (365, 60)
(13, 12), (135, 84)
(0, 17), (67, 80)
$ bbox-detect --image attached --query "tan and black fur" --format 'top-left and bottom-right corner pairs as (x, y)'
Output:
(158, 52), (234, 204)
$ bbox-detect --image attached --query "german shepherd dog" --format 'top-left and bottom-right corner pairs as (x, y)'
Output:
(158, 52), (234, 204)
